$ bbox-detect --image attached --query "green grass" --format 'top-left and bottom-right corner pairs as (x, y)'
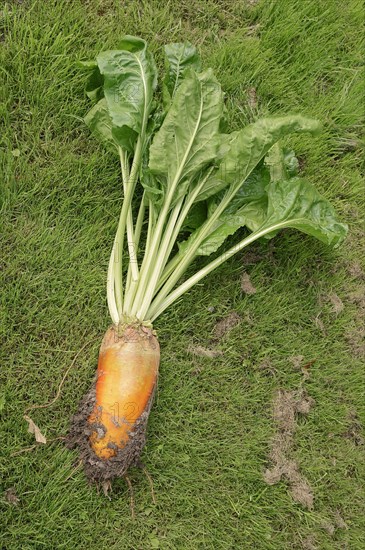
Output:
(1, 0), (364, 548)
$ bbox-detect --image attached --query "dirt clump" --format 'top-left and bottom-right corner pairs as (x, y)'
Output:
(334, 510), (348, 529)
(347, 261), (365, 280)
(240, 272), (257, 295)
(240, 249), (263, 265)
(213, 311), (241, 339)
(264, 389), (315, 509)
(301, 535), (317, 550)
(342, 410), (364, 446)
(4, 487), (19, 506)
(345, 327), (365, 359)
(327, 292), (344, 315)
(188, 345), (223, 359)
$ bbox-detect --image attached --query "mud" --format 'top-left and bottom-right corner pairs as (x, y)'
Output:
(67, 384), (155, 482)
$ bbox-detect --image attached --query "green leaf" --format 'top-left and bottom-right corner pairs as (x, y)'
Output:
(96, 36), (157, 152)
(140, 165), (164, 206)
(84, 98), (118, 154)
(85, 66), (104, 103)
(191, 134), (232, 203)
(176, 139), (347, 258)
(264, 142), (300, 182)
(163, 42), (201, 108)
(198, 115), (321, 203)
(181, 201), (207, 232)
(283, 148), (299, 177)
(149, 68), (223, 208)
(263, 177), (348, 247)
(189, 116), (319, 206)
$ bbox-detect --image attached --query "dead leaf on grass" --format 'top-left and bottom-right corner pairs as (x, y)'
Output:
(102, 480), (112, 500)
(24, 415), (47, 444)
(240, 272), (257, 295)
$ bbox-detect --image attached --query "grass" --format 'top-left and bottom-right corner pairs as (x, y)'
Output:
(1, 0), (364, 548)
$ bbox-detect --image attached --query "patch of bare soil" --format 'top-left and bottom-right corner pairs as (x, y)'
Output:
(320, 521), (335, 536)
(67, 385), (155, 482)
(213, 311), (241, 340)
(264, 389), (315, 509)
(240, 272), (257, 295)
(289, 355), (304, 370)
(347, 289), (365, 309)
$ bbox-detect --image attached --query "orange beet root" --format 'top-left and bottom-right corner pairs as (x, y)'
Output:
(88, 325), (160, 460)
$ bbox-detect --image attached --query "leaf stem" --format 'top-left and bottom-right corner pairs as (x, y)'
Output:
(148, 221), (290, 320)
(155, 168), (214, 292)
(123, 194), (146, 314)
(112, 140), (143, 315)
(135, 196), (184, 320)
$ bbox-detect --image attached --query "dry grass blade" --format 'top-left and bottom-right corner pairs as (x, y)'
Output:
(24, 337), (97, 416)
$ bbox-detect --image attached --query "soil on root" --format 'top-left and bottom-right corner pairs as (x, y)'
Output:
(66, 384), (155, 482)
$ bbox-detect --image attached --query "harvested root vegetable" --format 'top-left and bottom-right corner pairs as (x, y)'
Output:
(88, 326), (159, 461)
(68, 36), (347, 482)
(68, 326), (159, 479)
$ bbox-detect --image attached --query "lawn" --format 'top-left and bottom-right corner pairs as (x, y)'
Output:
(1, 0), (364, 548)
